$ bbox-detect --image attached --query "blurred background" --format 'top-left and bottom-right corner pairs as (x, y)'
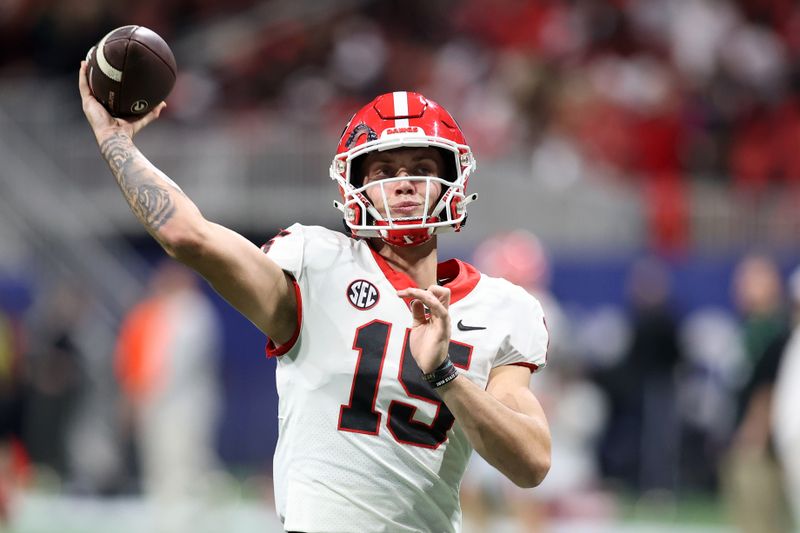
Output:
(2, 0), (800, 531)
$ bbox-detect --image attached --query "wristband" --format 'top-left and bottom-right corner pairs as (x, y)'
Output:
(422, 356), (459, 389)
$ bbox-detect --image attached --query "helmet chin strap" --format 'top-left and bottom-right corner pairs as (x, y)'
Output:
(377, 219), (437, 247)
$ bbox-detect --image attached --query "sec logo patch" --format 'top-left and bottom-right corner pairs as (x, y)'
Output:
(347, 279), (379, 310)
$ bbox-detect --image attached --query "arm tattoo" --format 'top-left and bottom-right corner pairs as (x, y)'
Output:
(99, 132), (180, 231)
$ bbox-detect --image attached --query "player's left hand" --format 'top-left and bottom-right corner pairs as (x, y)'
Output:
(396, 285), (451, 373)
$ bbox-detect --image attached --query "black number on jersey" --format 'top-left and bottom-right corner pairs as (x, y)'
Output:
(260, 229), (291, 254)
(388, 336), (471, 447)
(338, 320), (391, 435)
(338, 322), (472, 448)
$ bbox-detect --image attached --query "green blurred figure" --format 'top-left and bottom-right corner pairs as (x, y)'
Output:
(722, 253), (793, 533)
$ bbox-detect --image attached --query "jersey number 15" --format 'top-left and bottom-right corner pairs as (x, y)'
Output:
(338, 320), (472, 449)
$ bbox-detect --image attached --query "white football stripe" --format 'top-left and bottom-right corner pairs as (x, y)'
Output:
(96, 30), (123, 82)
(393, 91), (409, 127)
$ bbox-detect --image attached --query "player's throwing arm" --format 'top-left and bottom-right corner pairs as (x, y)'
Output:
(78, 60), (297, 345)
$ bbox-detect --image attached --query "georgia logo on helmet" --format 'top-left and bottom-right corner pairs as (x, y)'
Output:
(330, 91), (478, 247)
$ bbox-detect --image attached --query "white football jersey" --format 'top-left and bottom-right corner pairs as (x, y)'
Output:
(262, 224), (548, 533)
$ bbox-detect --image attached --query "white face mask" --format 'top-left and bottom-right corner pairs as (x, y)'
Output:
(331, 141), (478, 246)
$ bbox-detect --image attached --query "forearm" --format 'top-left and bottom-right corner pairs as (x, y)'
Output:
(96, 129), (203, 253)
(438, 374), (551, 487)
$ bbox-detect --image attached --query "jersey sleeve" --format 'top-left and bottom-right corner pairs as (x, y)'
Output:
(260, 223), (306, 357)
(493, 288), (549, 372)
(260, 223), (306, 281)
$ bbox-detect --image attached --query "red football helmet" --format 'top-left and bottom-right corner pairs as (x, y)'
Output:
(330, 91), (478, 246)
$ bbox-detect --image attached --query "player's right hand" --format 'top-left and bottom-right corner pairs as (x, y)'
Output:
(79, 61), (166, 141)
(396, 285), (452, 374)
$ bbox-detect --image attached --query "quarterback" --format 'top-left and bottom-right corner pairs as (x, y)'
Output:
(79, 61), (551, 532)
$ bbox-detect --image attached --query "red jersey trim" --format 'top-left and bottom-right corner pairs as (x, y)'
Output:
(265, 275), (302, 358)
(368, 248), (481, 305)
(510, 362), (540, 373)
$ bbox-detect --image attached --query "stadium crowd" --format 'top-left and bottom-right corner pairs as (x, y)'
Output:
(3, 0), (800, 188)
(3, 0), (800, 254)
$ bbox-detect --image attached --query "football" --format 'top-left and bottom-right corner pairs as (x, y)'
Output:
(85, 25), (177, 118)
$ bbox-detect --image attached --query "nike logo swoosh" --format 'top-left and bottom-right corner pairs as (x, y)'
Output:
(457, 320), (486, 331)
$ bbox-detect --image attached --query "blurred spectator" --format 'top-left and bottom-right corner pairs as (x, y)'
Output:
(0, 306), (27, 525)
(596, 256), (683, 495)
(461, 230), (608, 532)
(13, 280), (125, 496)
(772, 266), (800, 529)
(20, 283), (86, 482)
(114, 261), (222, 517)
(731, 254), (789, 371)
(721, 253), (793, 533)
(678, 308), (746, 491)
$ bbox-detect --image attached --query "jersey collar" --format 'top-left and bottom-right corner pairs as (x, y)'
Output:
(368, 247), (481, 305)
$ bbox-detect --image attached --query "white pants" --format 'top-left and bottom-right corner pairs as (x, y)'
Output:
(773, 328), (800, 528)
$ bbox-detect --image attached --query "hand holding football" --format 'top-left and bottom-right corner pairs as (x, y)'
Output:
(85, 25), (177, 118)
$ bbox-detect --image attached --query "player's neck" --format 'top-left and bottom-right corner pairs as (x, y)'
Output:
(370, 237), (438, 288)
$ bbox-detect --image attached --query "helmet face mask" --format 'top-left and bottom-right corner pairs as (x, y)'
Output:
(346, 174), (466, 246)
(330, 91), (478, 247)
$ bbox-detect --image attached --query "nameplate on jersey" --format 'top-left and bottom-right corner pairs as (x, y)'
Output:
(347, 279), (380, 310)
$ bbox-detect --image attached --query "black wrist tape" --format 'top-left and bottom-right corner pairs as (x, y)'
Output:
(422, 356), (459, 389)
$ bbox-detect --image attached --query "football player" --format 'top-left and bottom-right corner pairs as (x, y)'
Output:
(79, 61), (551, 533)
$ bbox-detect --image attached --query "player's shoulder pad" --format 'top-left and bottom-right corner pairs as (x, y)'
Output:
(260, 223), (347, 252)
(485, 276), (548, 370)
(262, 223), (354, 276)
(295, 224), (352, 244)
(476, 273), (545, 316)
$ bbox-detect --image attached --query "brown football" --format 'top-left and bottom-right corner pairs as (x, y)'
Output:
(86, 25), (177, 117)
